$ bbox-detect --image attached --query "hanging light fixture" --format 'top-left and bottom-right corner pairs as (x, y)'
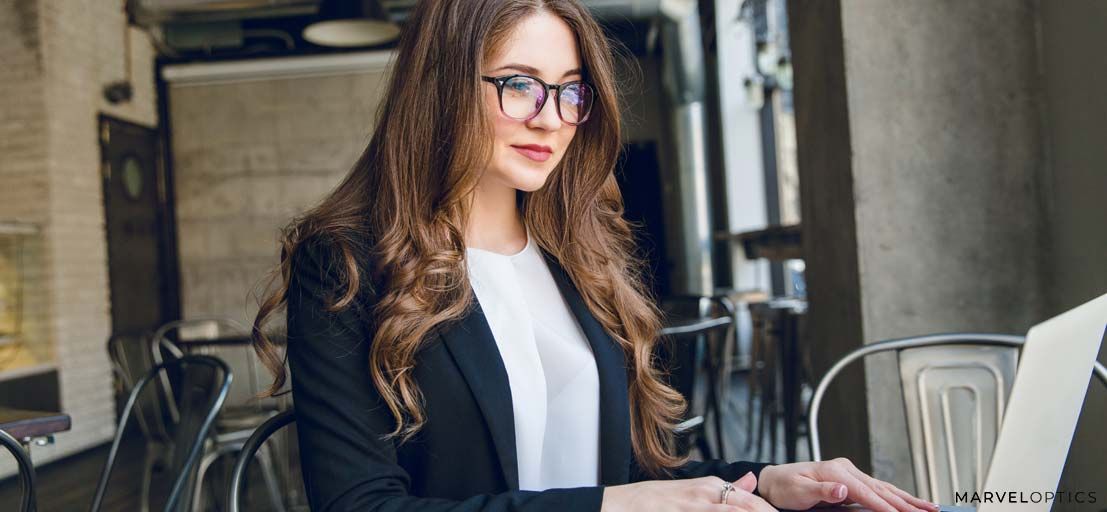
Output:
(302, 0), (400, 48)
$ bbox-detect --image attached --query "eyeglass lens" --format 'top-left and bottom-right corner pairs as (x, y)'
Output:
(500, 76), (593, 124)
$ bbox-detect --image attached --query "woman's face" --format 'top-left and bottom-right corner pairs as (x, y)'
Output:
(480, 11), (582, 193)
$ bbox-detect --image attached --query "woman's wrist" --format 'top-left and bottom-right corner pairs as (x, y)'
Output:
(599, 482), (629, 512)
(756, 464), (780, 502)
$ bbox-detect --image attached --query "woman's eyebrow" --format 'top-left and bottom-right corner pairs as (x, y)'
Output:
(492, 63), (582, 78)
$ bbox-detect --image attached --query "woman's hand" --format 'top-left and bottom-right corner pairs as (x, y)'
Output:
(757, 458), (939, 512)
(602, 472), (777, 512)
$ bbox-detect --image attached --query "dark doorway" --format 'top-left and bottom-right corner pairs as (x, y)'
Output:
(615, 140), (671, 299)
(99, 115), (179, 336)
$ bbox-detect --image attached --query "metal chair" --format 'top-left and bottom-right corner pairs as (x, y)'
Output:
(106, 332), (181, 512)
(91, 355), (231, 512)
(746, 298), (808, 463)
(227, 410), (297, 512)
(659, 295), (739, 460)
(152, 318), (288, 512)
(807, 333), (1107, 504)
(151, 318), (273, 422)
(1, 428), (37, 512)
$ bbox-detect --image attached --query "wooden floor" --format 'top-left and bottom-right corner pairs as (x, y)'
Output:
(0, 371), (797, 511)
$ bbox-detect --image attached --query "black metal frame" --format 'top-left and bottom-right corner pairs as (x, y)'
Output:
(90, 355), (232, 512)
(226, 410), (296, 512)
(659, 294), (739, 460)
(480, 74), (594, 125)
(1, 428), (37, 512)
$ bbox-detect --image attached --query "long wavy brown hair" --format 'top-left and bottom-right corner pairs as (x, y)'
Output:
(252, 0), (691, 479)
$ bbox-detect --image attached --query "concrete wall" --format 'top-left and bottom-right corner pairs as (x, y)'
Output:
(165, 54), (394, 327)
(1037, 0), (1107, 505)
(0, 0), (159, 475)
(842, 0), (1050, 488)
(166, 49), (676, 326)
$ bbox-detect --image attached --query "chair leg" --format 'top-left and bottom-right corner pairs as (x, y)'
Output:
(745, 326), (763, 453)
(753, 392), (765, 461)
(191, 449), (220, 512)
(255, 443), (288, 512)
(695, 432), (714, 461)
(750, 322), (767, 459)
(765, 341), (779, 463)
(191, 444), (240, 512)
(705, 348), (727, 459)
(140, 442), (159, 512)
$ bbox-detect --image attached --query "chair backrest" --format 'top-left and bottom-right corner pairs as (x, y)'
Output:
(659, 295), (735, 415)
(1, 428), (36, 512)
(107, 332), (178, 444)
(90, 355), (232, 512)
(226, 410), (296, 512)
(808, 333), (1107, 504)
(152, 318), (278, 415)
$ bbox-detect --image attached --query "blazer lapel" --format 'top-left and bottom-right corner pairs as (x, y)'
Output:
(541, 249), (633, 486)
(439, 248), (633, 491)
(440, 298), (521, 490)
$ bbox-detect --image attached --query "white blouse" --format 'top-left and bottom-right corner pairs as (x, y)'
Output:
(465, 226), (601, 491)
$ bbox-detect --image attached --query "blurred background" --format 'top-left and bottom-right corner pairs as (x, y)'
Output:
(0, 0), (1104, 510)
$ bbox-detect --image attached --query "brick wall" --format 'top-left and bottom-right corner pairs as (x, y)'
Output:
(0, 0), (52, 398)
(0, 0), (158, 477)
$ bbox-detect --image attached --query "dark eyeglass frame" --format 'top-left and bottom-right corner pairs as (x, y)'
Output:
(480, 74), (595, 125)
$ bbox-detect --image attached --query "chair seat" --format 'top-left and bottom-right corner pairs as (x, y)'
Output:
(215, 407), (281, 433)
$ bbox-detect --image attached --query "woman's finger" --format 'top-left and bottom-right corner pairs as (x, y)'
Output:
(785, 475), (849, 508)
(730, 490), (779, 512)
(733, 471), (757, 493)
(845, 466), (934, 512)
(817, 480), (850, 503)
(883, 480), (940, 511)
(698, 476), (744, 506)
(833, 471), (898, 512)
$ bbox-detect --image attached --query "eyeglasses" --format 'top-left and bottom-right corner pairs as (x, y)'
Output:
(480, 74), (595, 125)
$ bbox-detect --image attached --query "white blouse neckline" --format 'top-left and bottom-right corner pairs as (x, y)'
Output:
(465, 226), (533, 260)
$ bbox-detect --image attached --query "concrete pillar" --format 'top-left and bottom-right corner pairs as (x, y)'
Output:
(790, 0), (1051, 491)
(788, 0), (872, 474)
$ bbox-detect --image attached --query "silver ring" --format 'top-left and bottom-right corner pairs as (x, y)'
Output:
(720, 481), (735, 504)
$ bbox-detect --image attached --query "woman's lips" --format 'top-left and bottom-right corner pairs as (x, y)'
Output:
(511, 144), (552, 162)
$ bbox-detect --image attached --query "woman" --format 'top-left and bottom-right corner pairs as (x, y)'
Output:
(251, 1), (940, 511)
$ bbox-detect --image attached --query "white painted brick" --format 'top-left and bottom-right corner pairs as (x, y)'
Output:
(0, 0), (159, 480)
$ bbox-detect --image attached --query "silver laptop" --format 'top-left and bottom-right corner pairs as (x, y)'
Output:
(817, 292), (1107, 512)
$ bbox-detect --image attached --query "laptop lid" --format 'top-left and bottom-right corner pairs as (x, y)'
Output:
(978, 293), (1107, 511)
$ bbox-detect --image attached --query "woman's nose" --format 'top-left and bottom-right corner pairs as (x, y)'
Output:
(526, 93), (563, 130)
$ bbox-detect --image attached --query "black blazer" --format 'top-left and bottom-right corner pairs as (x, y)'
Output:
(286, 235), (771, 511)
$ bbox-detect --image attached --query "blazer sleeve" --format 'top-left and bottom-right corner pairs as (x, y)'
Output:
(627, 443), (773, 497)
(286, 238), (606, 512)
(673, 459), (773, 483)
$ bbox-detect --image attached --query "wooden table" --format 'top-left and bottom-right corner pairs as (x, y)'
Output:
(0, 408), (72, 447)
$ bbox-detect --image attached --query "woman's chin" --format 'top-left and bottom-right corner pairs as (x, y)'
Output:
(506, 168), (554, 192)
